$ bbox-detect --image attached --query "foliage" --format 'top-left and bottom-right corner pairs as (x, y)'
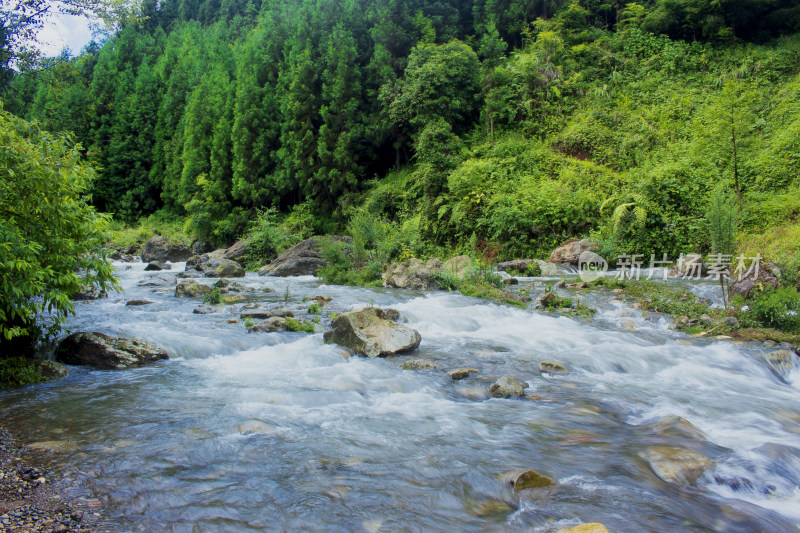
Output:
(0, 107), (117, 349)
(743, 287), (800, 332)
(704, 186), (740, 255)
(202, 287), (223, 305)
(0, 357), (43, 387)
(285, 317), (315, 333)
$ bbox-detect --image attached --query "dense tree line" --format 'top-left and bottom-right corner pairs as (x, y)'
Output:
(4, 0), (800, 247)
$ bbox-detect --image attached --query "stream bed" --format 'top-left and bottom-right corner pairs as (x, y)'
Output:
(2, 263), (800, 532)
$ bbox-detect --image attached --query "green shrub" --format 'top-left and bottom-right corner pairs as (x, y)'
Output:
(285, 318), (315, 333)
(0, 357), (44, 388)
(744, 287), (800, 332)
(203, 287), (223, 305)
(307, 303), (321, 314)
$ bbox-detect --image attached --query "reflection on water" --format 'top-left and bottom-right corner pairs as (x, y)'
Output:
(1, 263), (799, 531)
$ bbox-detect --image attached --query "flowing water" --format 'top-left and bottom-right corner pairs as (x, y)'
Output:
(2, 263), (800, 532)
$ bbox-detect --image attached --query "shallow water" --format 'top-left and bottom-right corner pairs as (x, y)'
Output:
(2, 263), (800, 532)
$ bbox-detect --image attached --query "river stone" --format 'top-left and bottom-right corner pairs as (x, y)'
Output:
(497, 259), (536, 273)
(270, 307), (295, 318)
(641, 446), (713, 486)
(248, 317), (287, 333)
(193, 305), (221, 314)
(72, 283), (107, 300)
(761, 349), (798, 378)
(400, 359), (438, 370)
(175, 279), (212, 298)
(447, 368), (478, 380)
(548, 238), (600, 265)
(214, 279), (251, 292)
(186, 255), (205, 270)
(125, 299), (154, 306)
(140, 236), (192, 263)
(177, 270), (204, 279)
(144, 260), (171, 271)
(323, 307), (421, 358)
(200, 258), (245, 278)
(383, 258), (443, 291)
(489, 376), (528, 398)
(37, 360), (68, 380)
(260, 236), (352, 277)
(442, 255), (474, 279)
(653, 416), (707, 441)
(539, 361), (568, 375)
(223, 238), (251, 261)
(138, 273), (177, 286)
(729, 261), (780, 299)
(56, 332), (168, 370)
(512, 470), (553, 492)
(240, 309), (273, 320)
(557, 524), (610, 533)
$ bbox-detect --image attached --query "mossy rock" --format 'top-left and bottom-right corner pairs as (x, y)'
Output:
(539, 361), (568, 375)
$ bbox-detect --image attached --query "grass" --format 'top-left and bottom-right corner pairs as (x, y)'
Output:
(202, 287), (224, 305)
(431, 270), (528, 309)
(107, 211), (193, 252)
(285, 318), (316, 333)
(0, 357), (44, 388)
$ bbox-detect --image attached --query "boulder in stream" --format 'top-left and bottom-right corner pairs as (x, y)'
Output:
(548, 238), (600, 265)
(641, 445), (712, 486)
(260, 236), (352, 277)
(539, 361), (568, 375)
(200, 258), (245, 278)
(138, 273), (177, 287)
(447, 368), (478, 380)
(728, 261), (780, 299)
(72, 283), (107, 300)
(400, 359), (438, 370)
(489, 376), (528, 398)
(382, 258), (443, 291)
(556, 524), (610, 533)
(323, 307), (421, 357)
(144, 260), (170, 271)
(761, 349), (798, 380)
(222, 238), (251, 261)
(141, 236), (192, 263)
(175, 279), (212, 298)
(248, 317), (287, 333)
(56, 332), (168, 370)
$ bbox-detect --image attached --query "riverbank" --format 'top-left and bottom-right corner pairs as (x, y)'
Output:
(0, 427), (94, 532)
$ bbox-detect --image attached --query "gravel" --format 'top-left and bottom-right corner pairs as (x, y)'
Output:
(0, 427), (94, 532)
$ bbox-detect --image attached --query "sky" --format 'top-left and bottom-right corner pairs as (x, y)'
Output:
(36, 13), (96, 57)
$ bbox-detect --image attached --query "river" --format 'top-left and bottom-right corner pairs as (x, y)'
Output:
(1, 262), (799, 532)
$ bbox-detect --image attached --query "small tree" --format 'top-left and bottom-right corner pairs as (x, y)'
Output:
(0, 106), (117, 353)
(704, 186), (740, 307)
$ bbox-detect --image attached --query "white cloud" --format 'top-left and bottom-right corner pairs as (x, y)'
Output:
(35, 13), (96, 57)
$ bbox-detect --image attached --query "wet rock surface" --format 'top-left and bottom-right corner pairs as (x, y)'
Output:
(55, 332), (169, 370)
(323, 307), (421, 357)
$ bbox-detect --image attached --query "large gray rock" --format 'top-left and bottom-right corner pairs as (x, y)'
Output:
(488, 376), (528, 398)
(223, 238), (251, 261)
(55, 332), (168, 370)
(144, 260), (170, 271)
(248, 317), (287, 333)
(200, 258), (245, 278)
(729, 261), (780, 299)
(138, 273), (177, 286)
(497, 259), (536, 273)
(140, 236), (192, 263)
(323, 307), (421, 357)
(260, 236), (352, 277)
(383, 258), (443, 290)
(73, 283), (107, 300)
(175, 279), (212, 298)
(641, 446), (712, 486)
(548, 238), (600, 265)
